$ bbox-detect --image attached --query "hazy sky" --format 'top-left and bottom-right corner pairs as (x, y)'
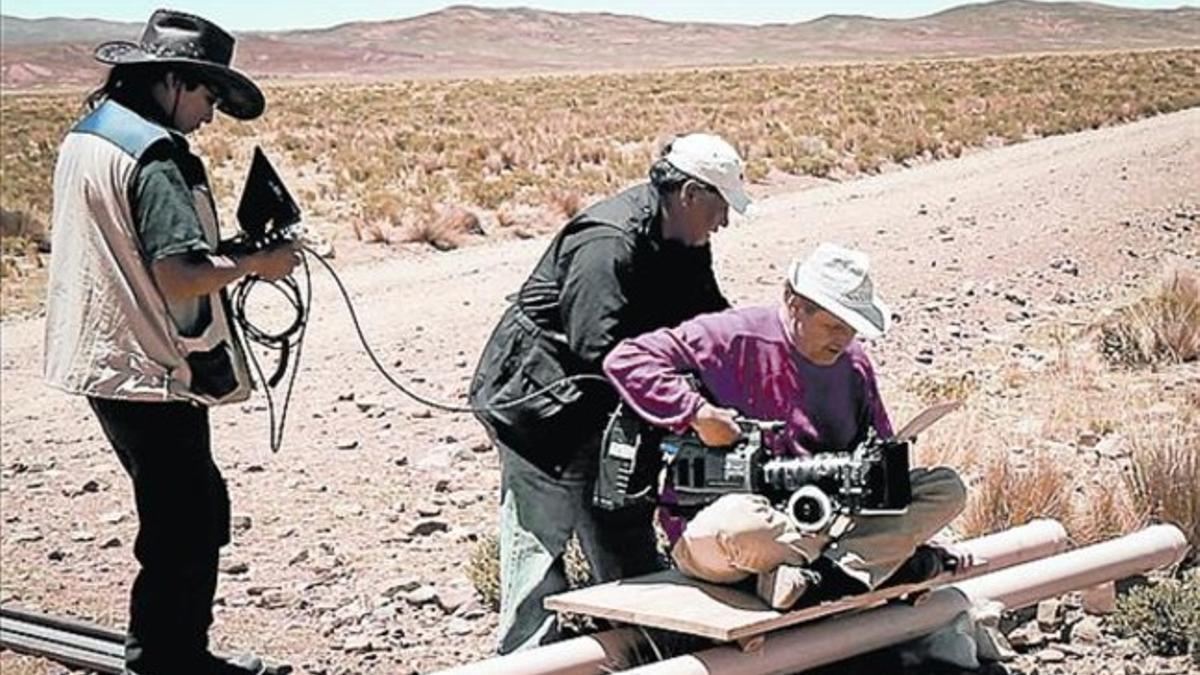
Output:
(3, 0), (1196, 30)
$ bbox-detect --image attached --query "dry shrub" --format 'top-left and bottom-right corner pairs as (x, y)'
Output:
(363, 221), (392, 245)
(467, 532), (593, 612)
(959, 451), (1073, 539)
(1098, 270), (1200, 367)
(908, 404), (987, 473)
(467, 533), (501, 611)
(545, 189), (584, 219)
(403, 218), (460, 251)
(0, 208), (49, 252)
(908, 370), (978, 406)
(496, 204), (558, 238)
(362, 191), (407, 226)
(403, 206), (482, 251)
(1124, 415), (1200, 564)
(1070, 474), (1143, 546)
(1, 255), (24, 280)
(437, 205), (485, 236)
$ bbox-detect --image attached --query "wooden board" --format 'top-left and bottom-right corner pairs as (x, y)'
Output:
(544, 568), (958, 642)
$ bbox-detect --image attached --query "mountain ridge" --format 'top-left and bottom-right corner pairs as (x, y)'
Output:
(2, 1), (1197, 89)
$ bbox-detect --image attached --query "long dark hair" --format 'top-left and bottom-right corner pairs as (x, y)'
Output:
(84, 63), (204, 127)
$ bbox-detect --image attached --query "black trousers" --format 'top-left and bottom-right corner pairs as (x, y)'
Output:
(89, 397), (231, 674)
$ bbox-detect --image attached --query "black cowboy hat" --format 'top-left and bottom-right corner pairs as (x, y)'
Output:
(94, 9), (264, 120)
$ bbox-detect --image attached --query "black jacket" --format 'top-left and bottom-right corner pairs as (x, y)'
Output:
(469, 183), (729, 477)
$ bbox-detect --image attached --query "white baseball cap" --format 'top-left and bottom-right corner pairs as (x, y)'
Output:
(664, 133), (751, 215)
(787, 243), (891, 339)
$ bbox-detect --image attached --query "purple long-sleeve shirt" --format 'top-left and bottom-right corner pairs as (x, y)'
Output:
(603, 305), (893, 459)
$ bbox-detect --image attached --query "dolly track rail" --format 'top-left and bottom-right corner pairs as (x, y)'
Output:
(0, 604), (291, 673)
(0, 604), (123, 672)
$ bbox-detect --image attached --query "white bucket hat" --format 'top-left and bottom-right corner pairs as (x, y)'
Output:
(664, 133), (751, 215)
(787, 243), (891, 339)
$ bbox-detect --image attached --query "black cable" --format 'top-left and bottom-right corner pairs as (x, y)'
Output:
(227, 244), (613, 453)
(301, 244), (611, 413)
(229, 253), (311, 453)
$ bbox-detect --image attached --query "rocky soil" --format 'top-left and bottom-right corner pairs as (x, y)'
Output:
(1, 108), (1198, 674)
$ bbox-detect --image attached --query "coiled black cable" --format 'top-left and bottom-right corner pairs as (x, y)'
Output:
(227, 245), (610, 452)
(229, 252), (311, 453)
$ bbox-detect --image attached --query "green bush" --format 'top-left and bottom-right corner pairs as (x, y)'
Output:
(1110, 575), (1200, 657)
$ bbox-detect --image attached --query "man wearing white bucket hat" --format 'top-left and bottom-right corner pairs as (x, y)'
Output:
(604, 243), (967, 609)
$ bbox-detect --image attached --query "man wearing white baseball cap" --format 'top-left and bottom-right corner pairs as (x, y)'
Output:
(662, 133), (752, 219)
(470, 133), (750, 653)
(604, 243), (968, 609)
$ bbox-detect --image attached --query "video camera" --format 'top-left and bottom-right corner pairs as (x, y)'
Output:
(595, 401), (960, 532)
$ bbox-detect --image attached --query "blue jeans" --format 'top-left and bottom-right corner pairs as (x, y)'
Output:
(496, 443), (662, 654)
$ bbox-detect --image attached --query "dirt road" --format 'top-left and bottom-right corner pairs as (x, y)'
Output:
(1, 107), (1197, 673)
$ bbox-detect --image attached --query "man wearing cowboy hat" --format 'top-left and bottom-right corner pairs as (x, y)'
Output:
(44, 10), (297, 674)
(469, 133), (751, 653)
(603, 243), (968, 610)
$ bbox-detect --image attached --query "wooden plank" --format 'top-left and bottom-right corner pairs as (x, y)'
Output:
(545, 568), (956, 642)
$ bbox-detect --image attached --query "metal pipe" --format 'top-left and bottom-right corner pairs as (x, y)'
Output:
(953, 524), (1189, 610)
(620, 524), (1187, 675)
(435, 519), (1069, 675)
(434, 627), (648, 675)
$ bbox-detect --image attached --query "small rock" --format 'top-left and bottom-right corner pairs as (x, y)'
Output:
(416, 503), (442, 517)
(436, 586), (475, 614)
(1036, 648), (1066, 663)
(232, 515), (253, 533)
(221, 560), (250, 576)
(447, 617), (474, 636)
(1070, 615), (1103, 644)
(335, 439), (359, 451)
(1094, 435), (1127, 459)
(1036, 598), (1062, 632)
(70, 530), (96, 542)
(100, 536), (122, 549)
(400, 586), (437, 607)
(100, 511), (126, 525)
(409, 519), (449, 537)
(65, 478), (104, 497)
(1007, 622), (1046, 649)
(255, 589), (290, 609)
(382, 579), (423, 598)
(342, 634), (375, 653)
(11, 528), (43, 543)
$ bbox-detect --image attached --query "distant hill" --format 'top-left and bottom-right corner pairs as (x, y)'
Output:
(2, 1), (1198, 89)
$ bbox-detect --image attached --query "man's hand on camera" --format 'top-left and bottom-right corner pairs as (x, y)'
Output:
(252, 241), (301, 281)
(690, 402), (742, 447)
